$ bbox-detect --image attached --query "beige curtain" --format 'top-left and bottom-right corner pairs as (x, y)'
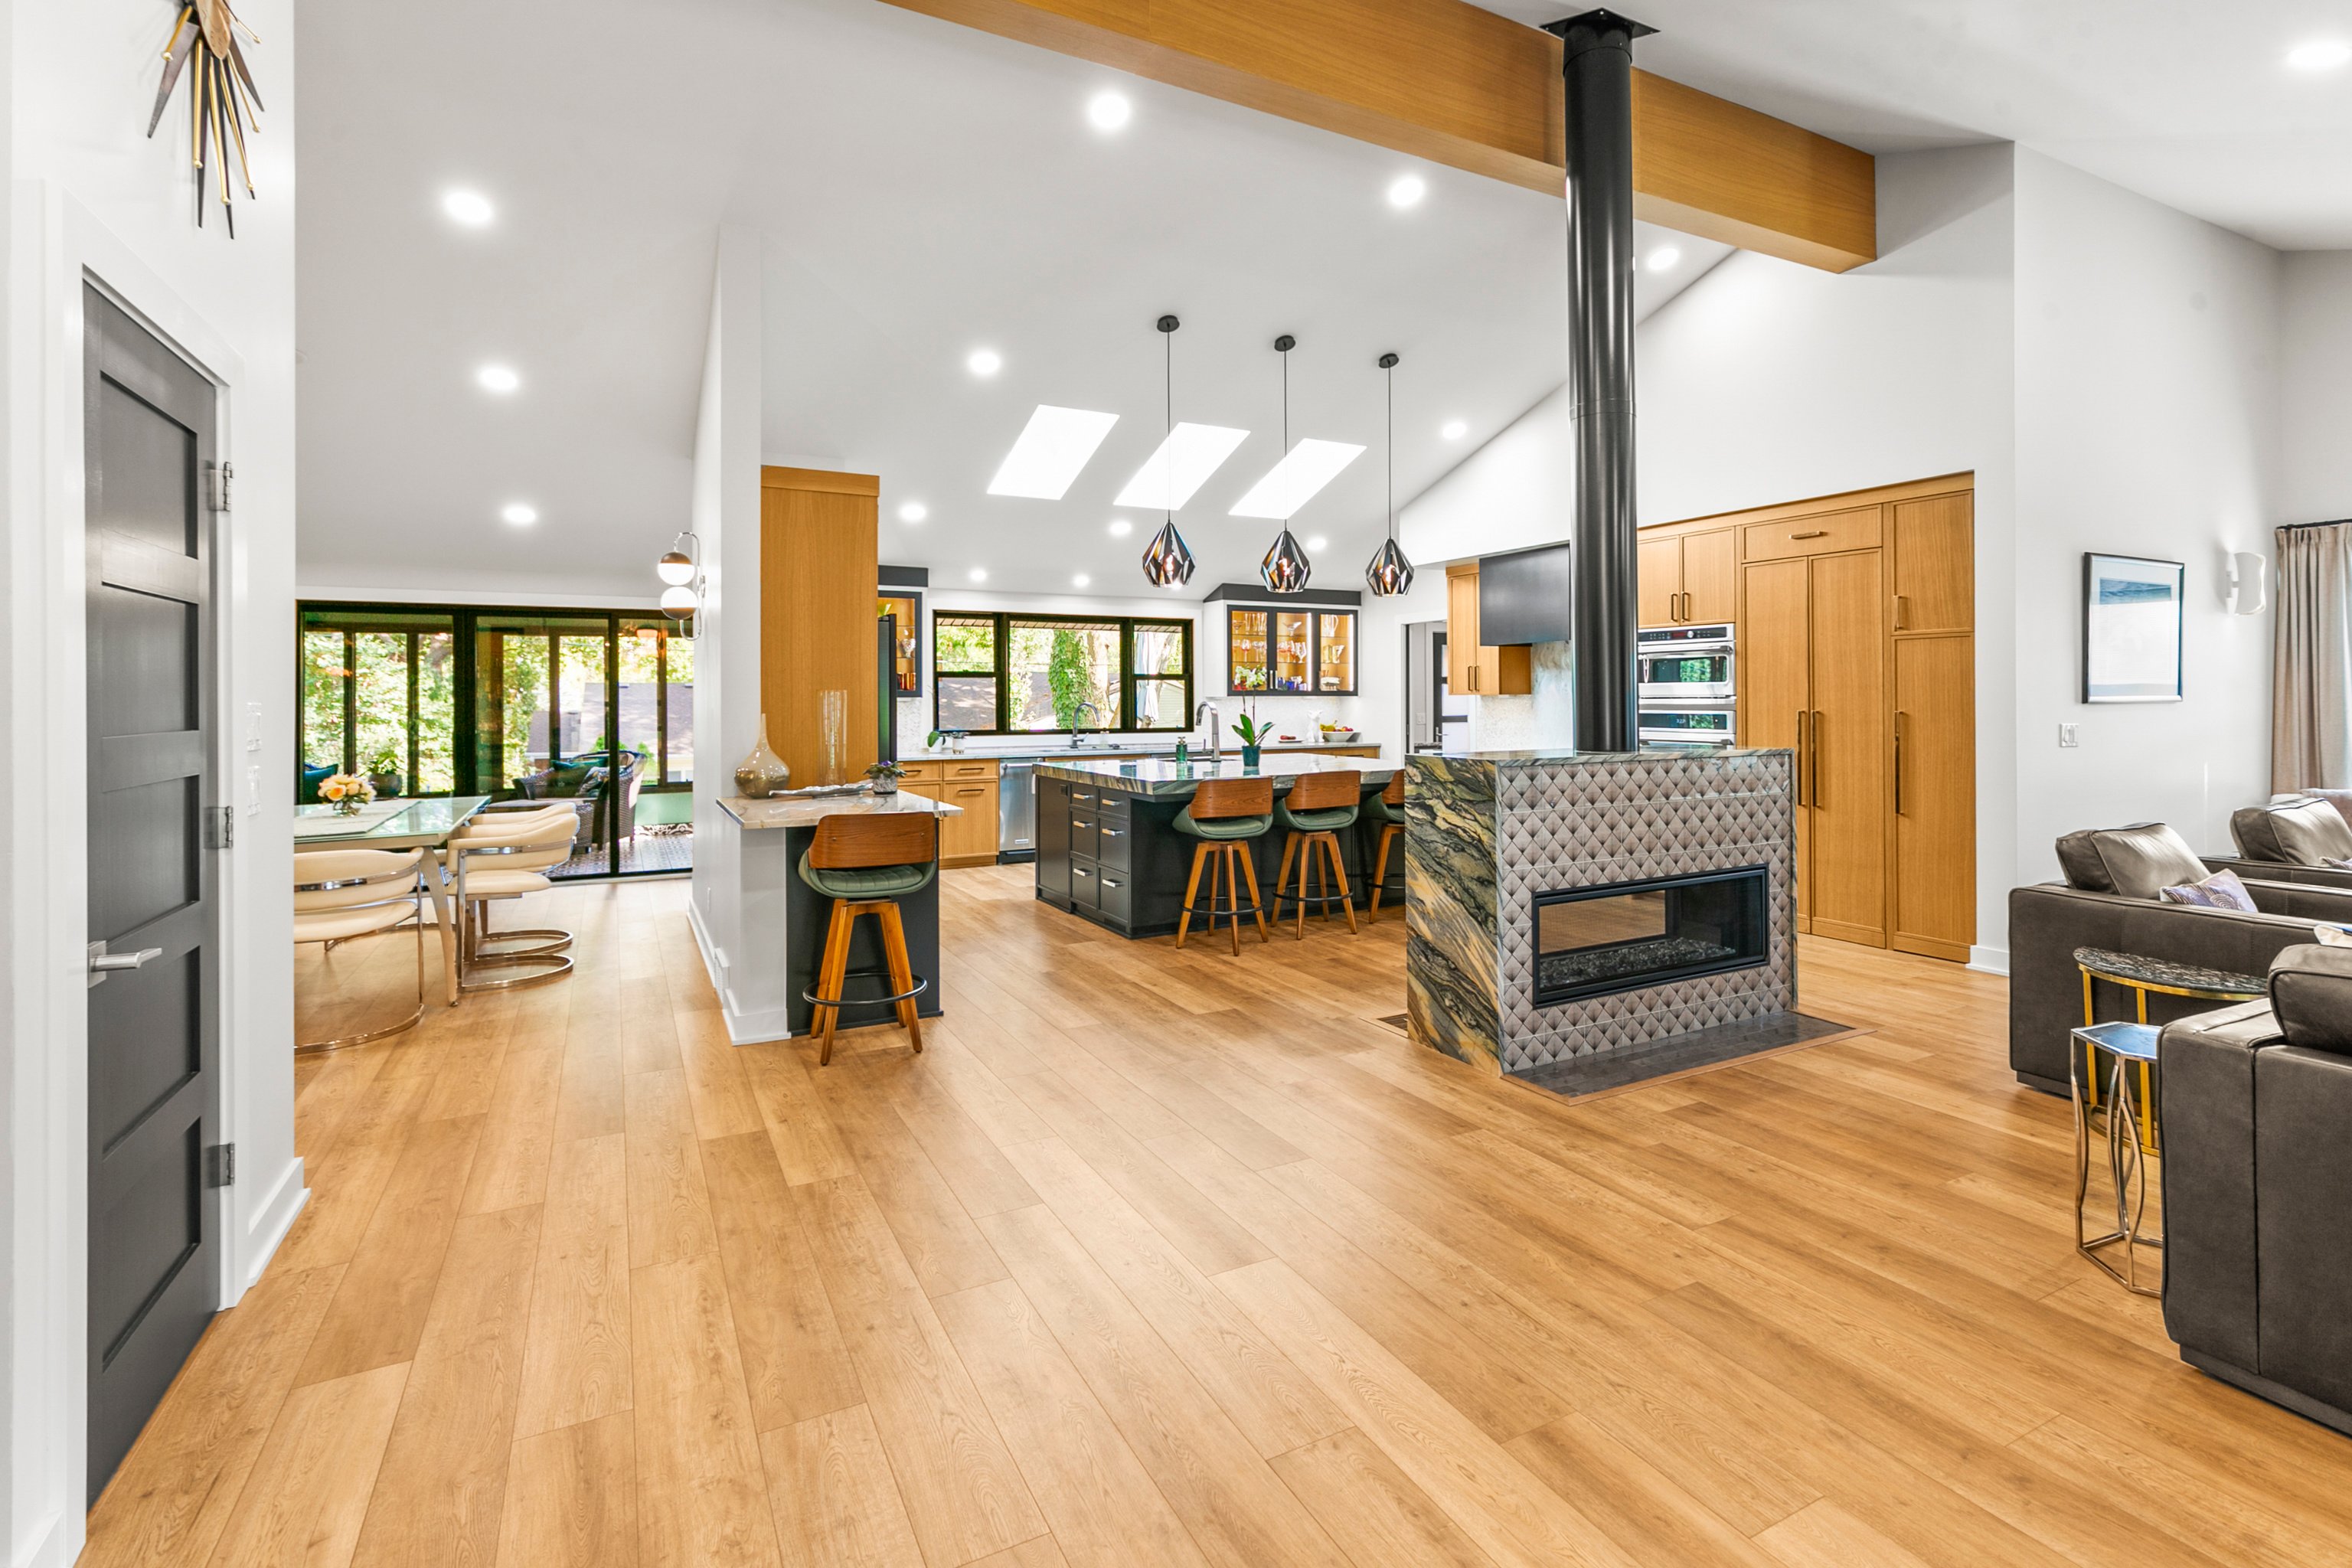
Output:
(2272, 521), (2352, 793)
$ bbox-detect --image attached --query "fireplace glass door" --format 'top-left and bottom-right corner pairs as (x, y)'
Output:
(1532, 867), (1768, 1004)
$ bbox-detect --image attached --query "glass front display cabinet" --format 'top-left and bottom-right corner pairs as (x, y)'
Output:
(1227, 606), (1357, 695)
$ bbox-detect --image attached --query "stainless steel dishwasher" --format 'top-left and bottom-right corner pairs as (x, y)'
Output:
(998, 757), (1039, 859)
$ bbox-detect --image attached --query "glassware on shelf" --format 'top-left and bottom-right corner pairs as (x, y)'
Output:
(820, 690), (848, 785)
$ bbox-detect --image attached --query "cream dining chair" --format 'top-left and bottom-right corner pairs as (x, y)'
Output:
(452, 802), (578, 960)
(452, 810), (578, 992)
(293, 848), (427, 1052)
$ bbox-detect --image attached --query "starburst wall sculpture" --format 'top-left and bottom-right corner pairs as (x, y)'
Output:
(147, 0), (264, 234)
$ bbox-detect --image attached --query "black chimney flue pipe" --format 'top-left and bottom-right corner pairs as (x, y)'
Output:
(1543, 9), (1653, 753)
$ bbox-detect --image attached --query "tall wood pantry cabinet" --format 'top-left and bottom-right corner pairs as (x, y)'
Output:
(1681, 477), (1975, 961)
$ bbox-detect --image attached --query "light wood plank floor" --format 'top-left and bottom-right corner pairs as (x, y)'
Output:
(88, 866), (2352, 1567)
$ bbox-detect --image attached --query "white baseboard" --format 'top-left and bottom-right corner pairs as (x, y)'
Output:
(1968, 945), (2011, 976)
(687, 898), (792, 1046)
(240, 1155), (308, 1294)
(13, 1508), (70, 1568)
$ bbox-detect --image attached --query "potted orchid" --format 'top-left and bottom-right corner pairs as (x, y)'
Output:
(318, 771), (375, 816)
(1232, 711), (1272, 769)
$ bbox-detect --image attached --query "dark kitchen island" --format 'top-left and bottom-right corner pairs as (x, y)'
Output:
(1035, 754), (1404, 938)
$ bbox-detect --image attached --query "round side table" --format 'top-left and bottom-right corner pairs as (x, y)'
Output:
(2073, 946), (2264, 1156)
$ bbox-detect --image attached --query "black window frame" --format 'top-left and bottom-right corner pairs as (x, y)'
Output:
(929, 610), (1194, 736)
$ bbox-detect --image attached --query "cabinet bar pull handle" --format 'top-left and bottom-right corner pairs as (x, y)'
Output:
(1811, 710), (1824, 805)
(1791, 529), (1828, 540)
(1893, 710), (1906, 815)
(1894, 593), (1909, 630)
(1795, 711), (1808, 807)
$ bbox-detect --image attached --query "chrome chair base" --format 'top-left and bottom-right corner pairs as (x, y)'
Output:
(460, 952), (575, 993)
(296, 999), (424, 1054)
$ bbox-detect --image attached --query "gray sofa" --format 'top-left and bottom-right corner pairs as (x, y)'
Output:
(2008, 822), (2352, 1094)
(2162, 946), (2352, 1436)
(2207, 794), (2352, 895)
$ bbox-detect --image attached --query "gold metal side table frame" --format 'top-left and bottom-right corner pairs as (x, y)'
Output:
(2074, 949), (2264, 1155)
(2069, 1021), (2164, 1297)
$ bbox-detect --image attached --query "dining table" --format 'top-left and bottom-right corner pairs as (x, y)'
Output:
(294, 794), (492, 1004)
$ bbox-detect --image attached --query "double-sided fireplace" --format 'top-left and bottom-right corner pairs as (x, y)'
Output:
(1532, 866), (1769, 1005)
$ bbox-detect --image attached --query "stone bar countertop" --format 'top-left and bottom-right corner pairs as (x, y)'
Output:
(1036, 753), (1400, 799)
(717, 791), (962, 831)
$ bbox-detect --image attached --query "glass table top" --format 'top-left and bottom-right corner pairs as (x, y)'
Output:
(293, 795), (491, 845)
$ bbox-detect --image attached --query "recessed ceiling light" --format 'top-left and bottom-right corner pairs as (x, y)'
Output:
(1087, 90), (1132, 131)
(1648, 245), (1682, 270)
(476, 364), (520, 394)
(969, 567), (988, 583)
(442, 188), (495, 227)
(501, 502), (537, 525)
(1230, 439), (1367, 519)
(2288, 38), (2352, 70)
(988, 405), (1120, 499)
(1306, 536), (1328, 551)
(1073, 573), (1092, 587)
(1108, 518), (1133, 537)
(898, 501), (928, 523)
(967, 348), (1003, 377)
(1115, 423), (1251, 511)
(1442, 419), (1468, 440)
(1387, 174), (1427, 209)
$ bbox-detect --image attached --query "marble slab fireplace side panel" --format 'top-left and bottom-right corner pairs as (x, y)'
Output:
(1404, 756), (1501, 1074)
(1496, 753), (1798, 1074)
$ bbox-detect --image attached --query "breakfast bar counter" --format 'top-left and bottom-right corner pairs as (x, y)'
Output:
(1034, 754), (1403, 937)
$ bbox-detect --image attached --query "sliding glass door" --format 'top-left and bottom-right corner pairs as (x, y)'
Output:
(299, 601), (694, 879)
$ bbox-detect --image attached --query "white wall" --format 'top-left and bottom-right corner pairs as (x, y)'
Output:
(1397, 145), (2022, 961)
(685, 229), (771, 1041)
(2011, 149), (2281, 884)
(4, 0), (299, 1557)
(2279, 250), (2352, 525)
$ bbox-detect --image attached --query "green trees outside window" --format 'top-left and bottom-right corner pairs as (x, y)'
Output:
(930, 612), (1191, 735)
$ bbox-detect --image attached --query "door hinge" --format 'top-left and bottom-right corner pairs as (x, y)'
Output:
(208, 460), (234, 514)
(204, 804), (235, 849)
(207, 1143), (236, 1187)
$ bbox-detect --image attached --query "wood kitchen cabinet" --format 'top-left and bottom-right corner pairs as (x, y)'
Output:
(1636, 525), (1734, 626)
(1444, 564), (1532, 696)
(1728, 475), (1974, 959)
(899, 758), (998, 868)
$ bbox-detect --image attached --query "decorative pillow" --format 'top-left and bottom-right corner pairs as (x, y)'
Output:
(2230, 799), (2352, 865)
(547, 758), (598, 796)
(2315, 924), (2352, 946)
(2158, 867), (2259, 913)
(2056, 822), (2210, 900)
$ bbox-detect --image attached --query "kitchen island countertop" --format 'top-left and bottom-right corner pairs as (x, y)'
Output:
(1036, 752), (1400, 800)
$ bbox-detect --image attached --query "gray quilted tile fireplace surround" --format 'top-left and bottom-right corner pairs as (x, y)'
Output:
(1403, 749), (1797, 1077)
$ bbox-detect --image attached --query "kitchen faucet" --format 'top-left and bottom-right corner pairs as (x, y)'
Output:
(1071, 700), (1104, 749)
(1194, 700), (1221, 760)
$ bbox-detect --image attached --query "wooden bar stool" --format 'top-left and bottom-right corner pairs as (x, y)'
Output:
(1174, 777), (1274, 952)
(800, 811), (936, 1064)
(1365, 772), (1406, 920)
(1273, 769), (1362, 938)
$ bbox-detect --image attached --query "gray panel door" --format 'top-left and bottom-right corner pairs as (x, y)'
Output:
(83, 285), (219, 1504)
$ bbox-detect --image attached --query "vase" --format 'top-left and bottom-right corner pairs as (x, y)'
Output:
(820, 689), (848, 786)
(1241, 744), (1262, 768)
(332, 796), (364, 816)
(368, 771), (403, 799)
(733, 717), (792, 799)
(871, 775), (899, 796)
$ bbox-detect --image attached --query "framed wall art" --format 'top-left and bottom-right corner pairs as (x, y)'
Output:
(2082, 553), (2184, 703)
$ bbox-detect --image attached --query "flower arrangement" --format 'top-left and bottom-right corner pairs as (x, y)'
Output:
(318, 772), (375, 815)
(864, 760), (908, 795)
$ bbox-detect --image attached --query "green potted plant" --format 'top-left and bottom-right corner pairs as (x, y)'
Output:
(865, 760), (908, 795)
(365, 744), (403, 799)
(1233, 712), (1272, 768)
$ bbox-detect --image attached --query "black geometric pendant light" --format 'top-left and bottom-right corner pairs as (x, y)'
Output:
(1258, 335), (1312, 593)
(1140, 314), (1196, 588)
(1364, 351), (1416, 596)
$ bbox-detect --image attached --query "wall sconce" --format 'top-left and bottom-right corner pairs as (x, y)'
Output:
(2223, 550), (2268, 616)
(657, 530), (703, 625)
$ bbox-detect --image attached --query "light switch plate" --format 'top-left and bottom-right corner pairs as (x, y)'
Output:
(2059, 723), (2079, 748)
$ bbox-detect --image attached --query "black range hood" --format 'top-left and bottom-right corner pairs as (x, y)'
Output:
(1541, 8), (1653, 753)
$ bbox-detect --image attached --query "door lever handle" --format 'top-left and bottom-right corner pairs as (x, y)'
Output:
(87, 941), (163, 988)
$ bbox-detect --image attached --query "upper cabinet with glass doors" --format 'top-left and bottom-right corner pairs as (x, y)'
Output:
(1227, 606), (1357, 694)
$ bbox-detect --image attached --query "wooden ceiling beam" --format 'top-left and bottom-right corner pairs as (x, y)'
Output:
(873, 0), (1877, 272)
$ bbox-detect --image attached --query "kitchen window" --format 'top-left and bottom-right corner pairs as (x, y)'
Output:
(931, 612), (1192, 734)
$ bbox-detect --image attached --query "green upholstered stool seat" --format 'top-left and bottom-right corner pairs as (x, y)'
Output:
(1275, 802), (1358, 833)
(1175, 808), (1271, 841)
(797, 853), (936, 900)
(1361, 793), (1407, 826)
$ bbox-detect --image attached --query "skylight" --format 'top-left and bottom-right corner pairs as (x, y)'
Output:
(1229, 439), (1365, 519)
(987, 406), (1120, 500)
(1114, 423), (1250, 511)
